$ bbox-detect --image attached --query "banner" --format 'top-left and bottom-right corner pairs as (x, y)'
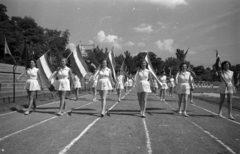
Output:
(4, 38), (16, 63)
(107, 50), (116, 81)
(144, 52), (162, 87)
(36, 51), (56, 91)
(69, 45), (89, 80)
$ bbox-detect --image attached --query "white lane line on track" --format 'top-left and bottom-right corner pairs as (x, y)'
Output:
(191, 104), (240, 126)
(59, 91), (131, 154)
(161, 99), (236, 154)
(0, 101), (94, 141)
(189, 120), (236, 154)
(142, 119), (152, 154)
(0, 94), (90, 117)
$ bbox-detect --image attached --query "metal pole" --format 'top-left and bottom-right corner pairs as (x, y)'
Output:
(13, 65), (17, 103)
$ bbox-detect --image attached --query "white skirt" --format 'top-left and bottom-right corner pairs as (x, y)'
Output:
(54, 79), (70, 91)
(74, 81), (81, 88)
(136, 80), (151, 93)
(97, 78), (112, 90)
(24, 79), (40, 91)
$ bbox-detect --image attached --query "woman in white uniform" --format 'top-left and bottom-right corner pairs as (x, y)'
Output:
(72, 72), (81, 101)
(95, 59), (114, 117)
(168, 75), (175, 97)
(89, 69), (99, 102)
(175, 63), (194, 117)
(135, 60), (153, 118)
(159, 71), (168, 102)
(49, 58), (73, 116)
(17, 60), (43, 115)
(115, 69), (125, 102)
(216, 61), (236, 120)
(124, 77), (129, 93)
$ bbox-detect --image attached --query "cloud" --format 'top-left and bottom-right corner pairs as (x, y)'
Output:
(133, 24), (153, 33)
(88, 40), (94, 44)
(157, 21), (168, 29)
(155, 39), (174, 52)
(145, 0), (187, 8)
(137, 42), (146, 47)
(125, 41), (135, 47)
(95, 30), (123, 49)
(188, 50), (198, 55)
(65, 43), (75, 52)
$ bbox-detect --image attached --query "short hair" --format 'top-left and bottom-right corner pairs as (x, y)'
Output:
(179, 62), (188, 71)
(115, 68), (121, 74)
(100, 59), (108, 68)
(160, 71), (166, 75)
(139, 59), (148, 69)
(29, 59), (36, 63)
(221, 61), (231, 69)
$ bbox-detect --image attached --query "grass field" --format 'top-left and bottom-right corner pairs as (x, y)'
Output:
(192, 88), (240, 111)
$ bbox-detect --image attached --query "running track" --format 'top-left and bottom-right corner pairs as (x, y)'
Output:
(0, 88), (240, 154)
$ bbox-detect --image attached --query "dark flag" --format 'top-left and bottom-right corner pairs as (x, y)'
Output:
(215, 50), (221, 72)
(4, 38), (16, 64)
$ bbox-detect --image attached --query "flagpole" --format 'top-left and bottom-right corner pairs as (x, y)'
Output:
(4, 38), (6, 63)
(66, 50), (73, 60)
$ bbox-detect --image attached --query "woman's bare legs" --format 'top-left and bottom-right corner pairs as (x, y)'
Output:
(159, 89), (163, 101)
(178, 94), (183, 114)
(57, 91), (66, 115)
(117, 89), (122, 102)
(218, 94), (225, 117)
(182, 94), (189, 117)
(162, 89), (166, 101)
(99, 90), (108, 117)
(227, 93), (234, 120)
(142, 92), (148, 117)
(74, 88), (79, 100)
(25, 90), (35, 115)
(137, 92), (143, 115)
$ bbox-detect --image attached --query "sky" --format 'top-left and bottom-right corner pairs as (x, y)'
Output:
(2, 0), (240, 68)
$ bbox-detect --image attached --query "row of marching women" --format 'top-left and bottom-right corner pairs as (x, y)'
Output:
(16, 53), (236, 121)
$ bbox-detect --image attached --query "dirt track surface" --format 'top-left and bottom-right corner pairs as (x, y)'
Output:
(0, 88), (240, 154)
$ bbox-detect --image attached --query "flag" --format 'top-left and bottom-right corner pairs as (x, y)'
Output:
(107, 50), (116, 81)
(120, 58), (127, 74)
(120, 58), (128, 83)
(213, 50), (221, 72)
(21, 42), (30, 69)
(69, 45), (89, 80)
(36, 51), (56, 91)
(46, 50), (54, 72)
(4, 39), (16, 63)
(144, 52), (162, 87)
(90, 62), (96, 69)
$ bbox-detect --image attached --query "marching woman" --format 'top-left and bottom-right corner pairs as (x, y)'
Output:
(152, 79), (158, 94)
(216, 61), (236, 120)
(124, 76), (129, 93)
(128, 76), (134, 90)
(175, 62), (194, 117)
(72, 72), (81, 101)
(17, 59), (43, 115)
(188, 68), (196, 104)
(49, 58), (73, 116)
(134, 59), (153, 118)
(115, 69), (125, 102)
(159, 71), (168, 102)
(89, 69), (99, 102)
(168, 75), (175, 97)
(95, 59), (115, 117)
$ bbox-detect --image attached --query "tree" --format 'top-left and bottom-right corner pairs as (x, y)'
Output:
(175, 48), (189, 63)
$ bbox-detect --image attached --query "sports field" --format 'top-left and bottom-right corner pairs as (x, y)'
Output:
(0, 88), (240, 154)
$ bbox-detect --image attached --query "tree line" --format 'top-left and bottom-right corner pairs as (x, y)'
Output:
(1, 4), (240, 82)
